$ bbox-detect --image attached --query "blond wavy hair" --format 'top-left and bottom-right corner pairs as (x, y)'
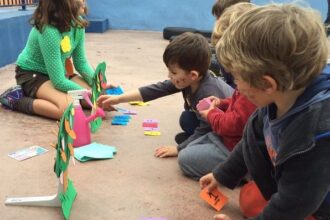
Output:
(211, 2), (256, 47)
(217, 4), (328, 91)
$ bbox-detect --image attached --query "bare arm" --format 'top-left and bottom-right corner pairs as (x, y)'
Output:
(97, 89), (143, 110)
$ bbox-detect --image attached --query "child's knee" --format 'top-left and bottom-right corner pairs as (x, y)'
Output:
(57, 102), (71, 118)
(239, 181), (268, 218)
(178, 150), (200, 180)
(178, 150), (188, 167)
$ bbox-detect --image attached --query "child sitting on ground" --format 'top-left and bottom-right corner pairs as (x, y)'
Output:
(97, 32), (233, 158)
(0, 0), (106, 120)
(209, 0), (250, 79)
(200, 3), (330, 220)
(176, 2), (257, 181)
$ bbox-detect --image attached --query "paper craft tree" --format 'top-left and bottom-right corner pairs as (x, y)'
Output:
(90, 62), (107, 133)
(5, 63), (108, 219)
(54, 103), (77, 219)
(5, 103), (77, 220)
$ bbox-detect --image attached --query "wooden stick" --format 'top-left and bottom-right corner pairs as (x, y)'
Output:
(63, 169), (68, 193)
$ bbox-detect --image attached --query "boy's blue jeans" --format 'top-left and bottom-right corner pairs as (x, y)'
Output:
(179, 110), (199, 135)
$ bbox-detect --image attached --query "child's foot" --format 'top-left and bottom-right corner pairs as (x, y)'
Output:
(0, 85), (24, 109)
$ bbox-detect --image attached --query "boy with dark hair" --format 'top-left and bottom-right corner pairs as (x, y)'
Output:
(177, 2), (257, 181)
(211, 0), (250, 19)
(97, 32), (233, 159)
(200, 3), (330, 220)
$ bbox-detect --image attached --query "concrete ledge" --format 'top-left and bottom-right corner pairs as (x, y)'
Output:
(86, 18), (110, 33)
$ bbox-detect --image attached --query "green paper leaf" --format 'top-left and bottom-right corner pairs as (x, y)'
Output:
(91, 117), (102, 133)
(60, 179), (77, 220)
(90, 62), (107, 133)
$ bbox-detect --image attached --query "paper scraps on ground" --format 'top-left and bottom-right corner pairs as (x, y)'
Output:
(143, 119), (160, 135)
(111, 115), (132, 125)
(128, 101), (149, 106)
(115, 107), (137, 115)
(74, 142), (117, 162)
(8, 145), (48, 161)
(106, 86), (124, 95)
(144, 131), (161, 136)
(200, 187), (228, 211)
(142, 119), (158, 128)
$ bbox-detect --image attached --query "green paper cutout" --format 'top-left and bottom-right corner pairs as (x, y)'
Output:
(74, 142), (117, 162)
(60, 179), (77, 220)
(54, 103), (75, 177)
(91, 62), (107, 133)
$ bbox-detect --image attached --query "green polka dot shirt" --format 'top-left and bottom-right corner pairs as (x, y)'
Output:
(16, 25), (94, 92)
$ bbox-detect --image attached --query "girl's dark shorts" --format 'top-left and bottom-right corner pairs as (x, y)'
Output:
(15, 66), (50, 98)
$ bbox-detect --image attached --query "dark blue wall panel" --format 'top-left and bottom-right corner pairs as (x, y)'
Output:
(0, 10), (32, 67)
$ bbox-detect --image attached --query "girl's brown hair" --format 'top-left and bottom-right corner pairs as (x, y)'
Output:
(30, 0), (88, 33)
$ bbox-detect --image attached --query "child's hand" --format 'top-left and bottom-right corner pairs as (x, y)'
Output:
(214, 214), (231, 220)
(154, 146), (178, 158)
(199, 108), (211, 120)
(97, 95), (119, 111)
(199, 173), (219, 192)
(199, 97), (220, 120)
(208, 96), (222, 107)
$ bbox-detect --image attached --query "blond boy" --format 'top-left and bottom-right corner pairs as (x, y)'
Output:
(201, 4), (330, 220)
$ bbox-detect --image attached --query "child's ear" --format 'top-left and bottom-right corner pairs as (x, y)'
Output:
(190, 70), (200, 81)
(262, 75), (277, 93)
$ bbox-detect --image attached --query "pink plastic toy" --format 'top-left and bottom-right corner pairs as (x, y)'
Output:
(68, 90), (105, 148)
(196, 98), (212, 111)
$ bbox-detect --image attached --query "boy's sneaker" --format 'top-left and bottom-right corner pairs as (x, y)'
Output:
(175, 132), (189, 144)
(0, 85), (24, 109)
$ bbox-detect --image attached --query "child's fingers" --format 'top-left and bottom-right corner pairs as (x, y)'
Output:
(97, 95), (109, 106)
(199, 175), (210, 189)
(208, 96), (217, 101)
(154, 148), (166, 157)
(103, 105), (116, 111)
(199, 173), (217, 190)
(155, 151), (166, 157)
(97, 95), (108, 102)
(214, 214), (231, 220)
(154, 147), (170, 158)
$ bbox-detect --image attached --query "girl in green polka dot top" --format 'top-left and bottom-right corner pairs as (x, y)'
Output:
(1, 0), (98, 120)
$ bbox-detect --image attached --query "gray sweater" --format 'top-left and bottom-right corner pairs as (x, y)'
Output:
(139, 71), (233, 150)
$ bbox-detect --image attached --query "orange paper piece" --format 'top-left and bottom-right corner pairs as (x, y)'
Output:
(64, 119), (76, 139)
(200, 187), (228, 211)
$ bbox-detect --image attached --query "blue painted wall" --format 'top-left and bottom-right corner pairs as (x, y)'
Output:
(0, 1), (328, 67)
(87, 0), (216, 31)
(0, 10), (32, 67)
(87, 0), (327, 31)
